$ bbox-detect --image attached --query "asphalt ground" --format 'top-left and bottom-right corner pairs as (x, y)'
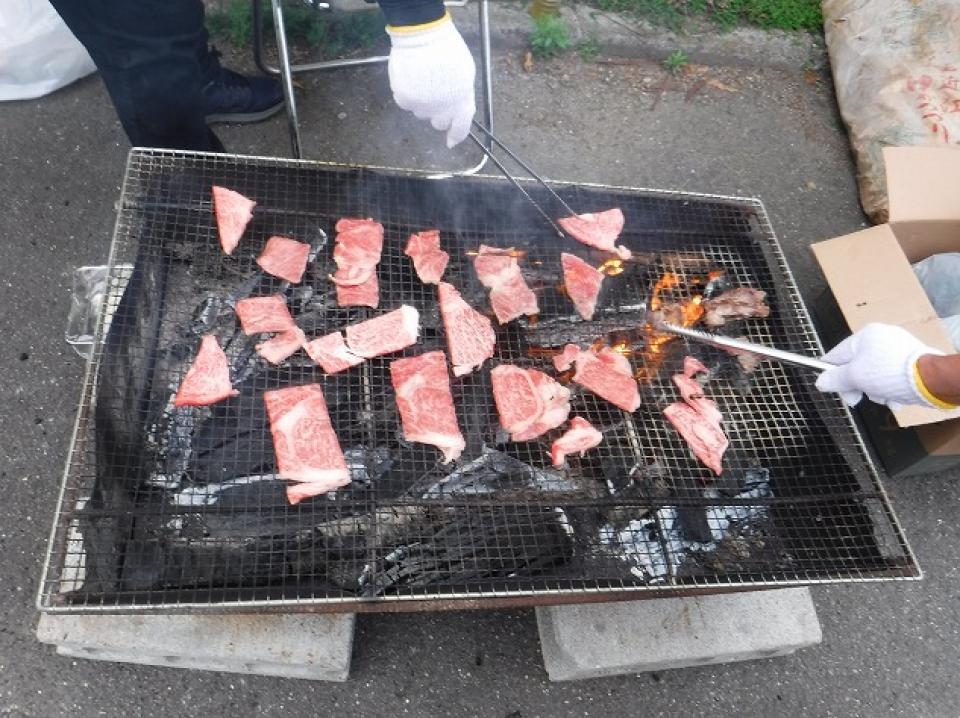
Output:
(2, 34), (959, 718)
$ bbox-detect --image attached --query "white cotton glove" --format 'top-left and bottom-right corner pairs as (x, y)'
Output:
(814, 323), (944, 410)
(387, 14), (476, 148)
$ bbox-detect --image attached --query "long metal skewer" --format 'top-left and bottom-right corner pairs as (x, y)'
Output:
(467, 131), (566, 238)
(657, 321), (834, 372)
(471, 120), (578, 217)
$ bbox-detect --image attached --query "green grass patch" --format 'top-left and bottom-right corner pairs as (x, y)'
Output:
(591, 0), (822, 32)
(529, 14), (573, 59)
(662, 48), (689, 73)
(207, 0), (385, 55)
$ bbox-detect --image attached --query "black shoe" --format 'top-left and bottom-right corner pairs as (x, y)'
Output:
(200, 48), (285, 124)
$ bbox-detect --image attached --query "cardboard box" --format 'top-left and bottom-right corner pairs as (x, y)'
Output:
(811, 146), (960, 476)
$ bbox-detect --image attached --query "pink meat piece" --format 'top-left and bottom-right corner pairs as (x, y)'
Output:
(332, 218), (384, 308)
(561, 252), (604, 320)
(438, 281), (496, 376)
(512, 370), (571, 442)
(255, 327), (306, 365)
(405, 230), (450, 284)
(335, 275), (379, 308)
(234, 295), (296, 335)
(263, 384), (351, 503)
(174, 335), (239, 407)
(701, 287), (770, 327)
(489, 270), (540, 325)
(683, 356), (709, 377)
(558, 208), (630, 260)
(471, 244), (539, 324)
(562, 345), (641, 412)
(391, 351), (465, 463)
(490, 365), (570, 442)
(256, 235), (310, 283)
(212, 186), (255, 255)
(551, 417), (603, 466)
(553, 343), (582, 372)
(664, 402), (728, 476)
(663, 356), (728, 475)
(303, 332), (364, 374)
(344, 305), (420, 359)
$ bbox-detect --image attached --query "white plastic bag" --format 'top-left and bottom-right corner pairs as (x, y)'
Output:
(0, 0), (96, 101)
(913, 253), (960, 351)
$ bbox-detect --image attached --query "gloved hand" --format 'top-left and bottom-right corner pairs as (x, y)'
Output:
(387, 13), (476, 148)
(815, 323), (944, 410)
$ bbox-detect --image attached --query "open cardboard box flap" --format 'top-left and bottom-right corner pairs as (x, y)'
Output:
(812, 147), (960, 429)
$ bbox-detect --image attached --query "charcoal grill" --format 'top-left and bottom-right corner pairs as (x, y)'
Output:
(39, 149), (919, 614)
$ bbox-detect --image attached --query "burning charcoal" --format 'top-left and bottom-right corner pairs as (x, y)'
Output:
(342, 446), (393, 488)
(524, 308), (647, 348)
(677, 505), (713, 544)
(187, 295), (228, 336)
(420, 447), (579, 498)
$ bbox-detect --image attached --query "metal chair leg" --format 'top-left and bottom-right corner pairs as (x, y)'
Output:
(270, 0), (303, 158)
(253, 0), (493, 168)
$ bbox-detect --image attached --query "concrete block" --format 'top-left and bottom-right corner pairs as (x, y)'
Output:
(37, 612), (355, 682)
(537, 588), (821, 681)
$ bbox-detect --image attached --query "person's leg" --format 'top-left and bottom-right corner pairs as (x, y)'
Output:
(48, 0), (220, 150)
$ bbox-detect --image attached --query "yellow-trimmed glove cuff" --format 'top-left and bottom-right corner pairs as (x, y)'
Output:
(387, 11), (451, 34)
(913, 360), (959, 410)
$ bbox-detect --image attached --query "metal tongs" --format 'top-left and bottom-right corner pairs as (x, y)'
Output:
(468, 120), (576, 238)
(655, 320), (834, 372)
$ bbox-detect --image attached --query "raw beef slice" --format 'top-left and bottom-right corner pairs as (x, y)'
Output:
(391, 351), (465, 463)
(235, 295), (295, 335)
(175, 334), (239, 407)
(255, 327), (306, 365)
(558, 208), (630, 260)
(438, 281), (495, 376)
(345, 305), (420, 359)
(332, 218), (384, 308)
(551, 417), (603, 466)
(663, 356), (728, 475)
(561, 252), (604, 320)
(471, 244), (539, 324)
(256, 235), (310, 283)
(212, 185), (256, 255)
(558, 345), (641, 412)
(405, 229), (450, 284)
(304, 332), (364, 374)
(263, 384), (350, 503)
(491, 365), (571, 442)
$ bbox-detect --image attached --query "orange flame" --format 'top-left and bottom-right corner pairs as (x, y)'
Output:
(598, 258), (625, 276)
(650, 272), (680, 311)
(466, 248), (527, 258)
(638, 272), (705, 381)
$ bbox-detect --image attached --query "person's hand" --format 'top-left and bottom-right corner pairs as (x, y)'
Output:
(815, 323), (943, 410)
(387, 13), (476, 148)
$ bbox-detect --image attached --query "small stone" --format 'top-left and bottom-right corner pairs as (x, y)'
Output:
(337, 112), (347, 120)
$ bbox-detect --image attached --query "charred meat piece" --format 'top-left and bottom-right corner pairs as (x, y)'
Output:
(212, 185), (255, 255)
(174, 334), (239, 407)
(256, 235), (310, 283)
(558, 208), (630, 260)
(405, 229), (449, 285)
(234, 295), (296, 335)
(561, 252), (604, 321)
(701, 287), (770, 327)
(491, 365), (571, 442)
(472, 244), (539, 324)
(438, 281), (496, 376)
(555, 344), (641, 413)
(663, 356), (728, 475)
(551, 416), (603, 466)
(263, 384), (351, 503)
(331, 218), (384, 308)
(391, 351), (466, 463)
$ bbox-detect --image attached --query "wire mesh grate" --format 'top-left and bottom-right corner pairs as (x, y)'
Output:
(38, 149), (918, 613)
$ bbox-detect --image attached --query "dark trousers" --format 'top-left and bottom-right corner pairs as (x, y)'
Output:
(48, 0), (219, 151)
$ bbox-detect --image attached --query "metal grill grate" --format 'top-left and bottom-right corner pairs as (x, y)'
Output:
(39, 149), (918, 613)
